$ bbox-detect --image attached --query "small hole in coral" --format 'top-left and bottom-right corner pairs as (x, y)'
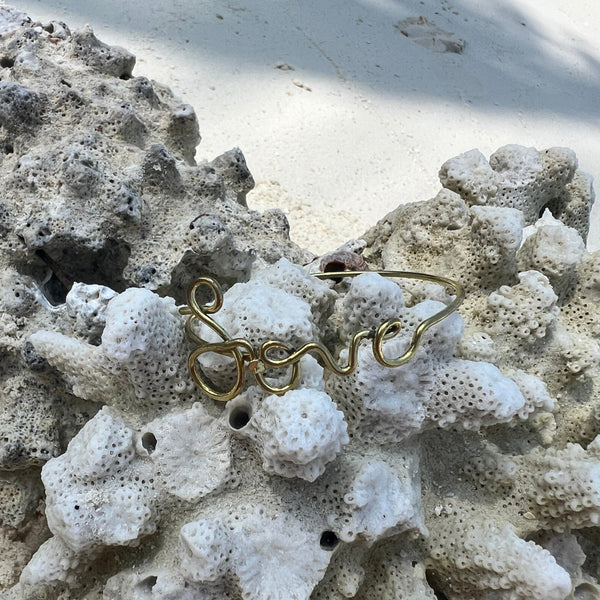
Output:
(39, 272), (69, 306)
(574, 583), (600, 600)
(137, 575), (157, 591)
(319, 530), (339, 550)
(229, 405), (251, 430)
(446, 222), (463, 231)
(141, 432), (157, 454)
(425, 569), (450, 600)
(0, 56), (14, 68)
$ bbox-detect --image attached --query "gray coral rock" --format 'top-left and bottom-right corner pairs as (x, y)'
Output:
(0, 7), (307, 298)
(0, 6), (307, 591)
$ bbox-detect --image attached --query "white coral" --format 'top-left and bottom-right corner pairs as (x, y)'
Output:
(178, 519), (231, 582)
(193, 263), (324, 392)
(520, 437), (600, 531)
(438, 148), (499, 205)
(327, 338), (430, 442)
(425, 359), (526, 429)
(470, 205), (523, 267)
(427, 519), (572, 600)
(339, 272), (405, 341)
(462, 444), (518, 492)
(338, 458), (425, 544)
(30, 288), (194, 410)
(518, 211), (586, 296)
(9, 136), (600, 600)
(230, 507), (332, 600)
(440, 144), (579, 225)
(41, 407), (158, 552)
(213, 280), (314, 346)
(555, 329), (600, 379)
(35, 400), (230, 579)
(179, 507), (333, 600)
(20, 537), (80, 587)
(65, 282), (117, 343)
(481, 270), (559, 343)
(508, 369), (555, 418)
(253, 258), (337, 324)
(247, 389), (349, 481)
(137, 403), (231, 502)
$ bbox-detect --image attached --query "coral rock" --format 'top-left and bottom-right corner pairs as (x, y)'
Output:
(426, 518), (572, 600)
(2, 7), (600, 599)
(245, 389), (349, 481)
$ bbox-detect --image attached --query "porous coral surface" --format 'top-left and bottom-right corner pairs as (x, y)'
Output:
(0, 6), (306, 596)
(1, 7), (600, 600)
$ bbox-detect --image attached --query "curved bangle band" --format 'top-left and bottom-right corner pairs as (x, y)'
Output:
(179, 270), (464, 402)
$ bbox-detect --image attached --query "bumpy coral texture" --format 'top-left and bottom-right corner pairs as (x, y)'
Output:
(14, 222), (600, 600)
(0, 15), (308, 297)
(0, 8), (309, 589)
(1, 9), (600, 600)
(360, 143), (599, 599)
(243, 389), (350, 481)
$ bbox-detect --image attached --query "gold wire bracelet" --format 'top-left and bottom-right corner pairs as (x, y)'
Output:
(179, 270), (464, 402)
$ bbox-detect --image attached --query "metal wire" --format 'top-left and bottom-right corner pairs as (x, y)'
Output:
(180, 270), (465, 402)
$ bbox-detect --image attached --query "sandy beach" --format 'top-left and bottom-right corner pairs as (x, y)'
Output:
(9, 0), (600, 253)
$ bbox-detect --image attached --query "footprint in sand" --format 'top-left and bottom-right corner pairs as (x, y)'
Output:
(395, 16), (465, 54)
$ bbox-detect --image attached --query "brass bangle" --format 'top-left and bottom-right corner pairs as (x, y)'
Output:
(180, 270), (464, 402)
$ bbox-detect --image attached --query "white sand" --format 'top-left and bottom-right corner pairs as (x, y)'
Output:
(11, 0), (600, 253)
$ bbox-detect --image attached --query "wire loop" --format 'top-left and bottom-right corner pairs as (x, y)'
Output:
(180, 270), (464, 402)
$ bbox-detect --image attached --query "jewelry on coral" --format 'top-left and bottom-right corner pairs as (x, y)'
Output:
(180, 271), (465, 402)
